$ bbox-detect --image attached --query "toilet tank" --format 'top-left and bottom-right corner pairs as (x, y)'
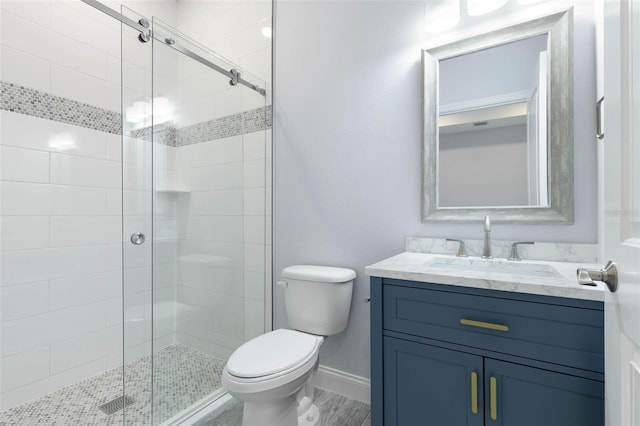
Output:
(281, 265), (356, 336)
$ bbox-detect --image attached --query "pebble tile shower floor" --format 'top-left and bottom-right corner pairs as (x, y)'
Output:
(0, 345), (226, 426)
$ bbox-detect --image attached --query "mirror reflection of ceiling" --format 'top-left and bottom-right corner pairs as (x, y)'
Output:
(439, 103), (527, 134)
(438, 34), (548, 110)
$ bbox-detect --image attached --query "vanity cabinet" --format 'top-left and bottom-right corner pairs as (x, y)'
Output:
(383, 337), (484, 426)
(370, 277), (604, 426)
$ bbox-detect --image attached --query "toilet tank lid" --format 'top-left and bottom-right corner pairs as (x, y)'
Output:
(282, 265), (356, 283)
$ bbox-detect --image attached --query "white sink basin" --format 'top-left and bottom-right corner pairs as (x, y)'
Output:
(426, 257), (562, 279)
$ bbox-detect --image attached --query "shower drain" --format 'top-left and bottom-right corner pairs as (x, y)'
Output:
(98, 395), (136, 415)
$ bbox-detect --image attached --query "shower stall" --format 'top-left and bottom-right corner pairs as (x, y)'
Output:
(0, 1), (272, 424)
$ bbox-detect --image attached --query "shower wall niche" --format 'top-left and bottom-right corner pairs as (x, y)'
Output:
(0, 1), (272, 423)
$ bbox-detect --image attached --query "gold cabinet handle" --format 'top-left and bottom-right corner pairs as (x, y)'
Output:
(460, 318), (509, 332)
(490, 376), (498, 420)
(470, 372), (478, 414)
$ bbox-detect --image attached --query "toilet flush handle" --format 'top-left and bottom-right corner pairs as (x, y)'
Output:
(276, 280), (288, 288)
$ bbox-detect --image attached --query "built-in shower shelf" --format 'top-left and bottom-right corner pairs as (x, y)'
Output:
(177, 254), (233, 267)
(155, 186), (190, 194)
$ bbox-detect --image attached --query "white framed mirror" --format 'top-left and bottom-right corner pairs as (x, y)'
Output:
(422, 7), (573, 224)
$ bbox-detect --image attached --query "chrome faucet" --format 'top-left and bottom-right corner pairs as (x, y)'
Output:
(481, 216), (492, 259)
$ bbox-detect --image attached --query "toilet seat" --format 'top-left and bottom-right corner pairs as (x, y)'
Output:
(227, 329), (323, 379)
(222, 329), (324, 395)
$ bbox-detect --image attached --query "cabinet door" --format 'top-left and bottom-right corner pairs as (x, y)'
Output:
(484, 358), (604, 426)
(383, 337), (484, 426)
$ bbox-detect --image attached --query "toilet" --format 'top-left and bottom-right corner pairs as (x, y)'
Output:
(222, 265), (356, 426)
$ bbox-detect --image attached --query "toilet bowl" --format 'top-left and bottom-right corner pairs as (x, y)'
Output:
(222, 329), (324, 426)
(222, 265), (356, 426)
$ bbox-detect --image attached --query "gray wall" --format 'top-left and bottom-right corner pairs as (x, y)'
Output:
(439, 125), (528, 207)
(273, 0), (597, 379)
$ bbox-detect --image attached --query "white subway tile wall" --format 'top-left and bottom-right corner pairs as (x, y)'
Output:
(0, 112), (127, 408)
(174, 127), (269, 357)
(0, 0), (271, 412)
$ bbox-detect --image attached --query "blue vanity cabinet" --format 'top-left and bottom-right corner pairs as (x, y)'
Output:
(370, 277), (605, 426)
(383, 336), (484, 426)
(484, 358), (604, 426)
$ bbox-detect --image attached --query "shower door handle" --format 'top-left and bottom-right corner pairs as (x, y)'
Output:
(130, 232), (146, 245)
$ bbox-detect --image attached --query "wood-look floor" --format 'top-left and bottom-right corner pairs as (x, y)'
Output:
(195, 389), (371, 426)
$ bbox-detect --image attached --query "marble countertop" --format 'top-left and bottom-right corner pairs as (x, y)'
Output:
(365, 252), (606, 301)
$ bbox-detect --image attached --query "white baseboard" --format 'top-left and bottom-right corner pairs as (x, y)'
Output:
(315, 365), (370, 405)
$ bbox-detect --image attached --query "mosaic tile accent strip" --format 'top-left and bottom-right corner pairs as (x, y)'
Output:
(127, 124), (152, 143)
(155, 124), (178, 148)
(2, 80), (271, 147)
(175, 105), (272, 147)
(242, 105), (272, 134)
(128, 123), (177, 147)
(1, 81), (121, 134)
(0, 345), (226, 426)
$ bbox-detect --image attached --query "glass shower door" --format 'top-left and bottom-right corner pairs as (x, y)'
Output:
(123, 12), (268, 424)
(150, 17), (268, 424)
(121, 6), (154, 425)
